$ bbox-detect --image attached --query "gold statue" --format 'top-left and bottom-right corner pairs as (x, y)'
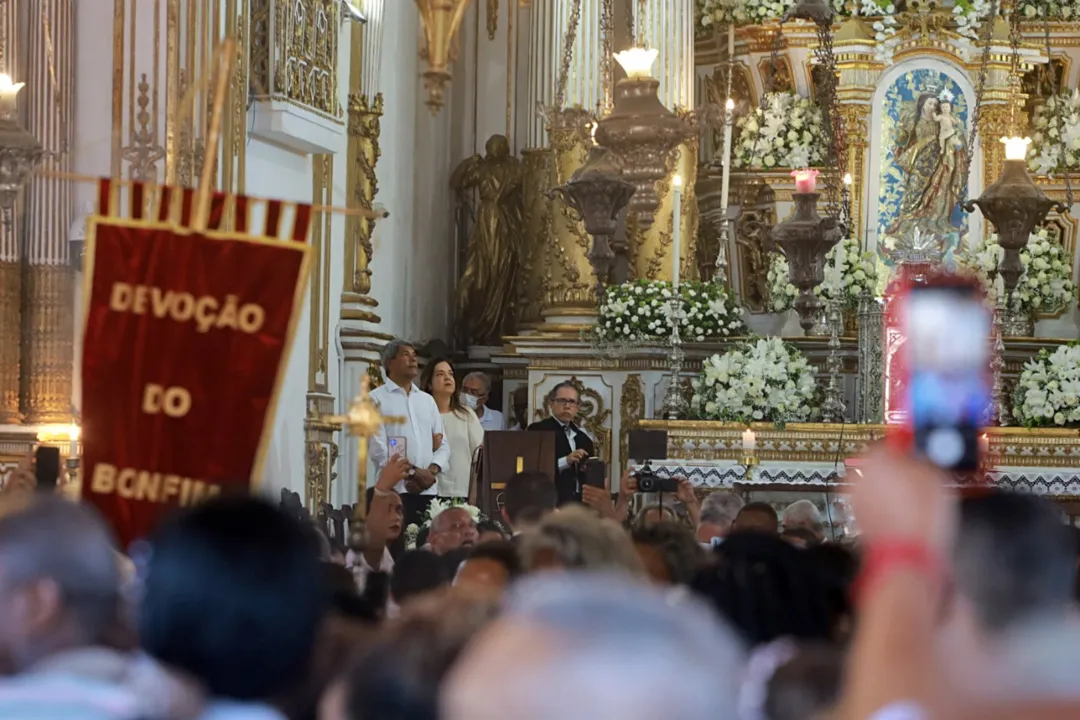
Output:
(451, 134), (524, 346)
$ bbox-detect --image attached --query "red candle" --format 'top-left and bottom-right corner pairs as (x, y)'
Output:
(791, 168), (819, 194)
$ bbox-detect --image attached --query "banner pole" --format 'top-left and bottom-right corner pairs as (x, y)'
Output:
(192, 38), (237, 232)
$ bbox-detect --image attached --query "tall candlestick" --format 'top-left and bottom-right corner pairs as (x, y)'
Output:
(672, 175), (683, 291)
(720, 98), (735, 214)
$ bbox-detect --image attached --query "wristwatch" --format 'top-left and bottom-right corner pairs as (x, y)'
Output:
(428, 463), (442, 475)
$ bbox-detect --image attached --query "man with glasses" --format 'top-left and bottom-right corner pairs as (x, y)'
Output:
(527, 381), (595, 506)
(461, 371), (507, 432)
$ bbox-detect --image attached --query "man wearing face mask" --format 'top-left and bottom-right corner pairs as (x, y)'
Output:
(462, 372), (507, 432)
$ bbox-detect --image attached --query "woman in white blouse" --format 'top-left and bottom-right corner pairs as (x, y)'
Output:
(420, 356), (484, 501)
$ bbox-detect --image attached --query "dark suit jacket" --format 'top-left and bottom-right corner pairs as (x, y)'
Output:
(526, 416), (596, 506)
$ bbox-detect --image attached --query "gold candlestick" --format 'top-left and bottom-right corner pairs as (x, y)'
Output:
(324, 375), (405, 551)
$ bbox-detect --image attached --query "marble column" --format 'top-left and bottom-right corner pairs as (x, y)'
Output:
(21, 0), (74, 425)
(0, 0), (22, 424)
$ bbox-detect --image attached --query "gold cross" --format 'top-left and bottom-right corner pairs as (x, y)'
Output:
(323, 374), (405, 530)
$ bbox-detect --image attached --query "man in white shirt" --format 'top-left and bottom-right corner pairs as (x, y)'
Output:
(369, 339), (451, 527)
(462, 371), (507, 432)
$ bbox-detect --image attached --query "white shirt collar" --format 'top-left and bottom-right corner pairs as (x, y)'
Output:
(384, 377), (414, 395)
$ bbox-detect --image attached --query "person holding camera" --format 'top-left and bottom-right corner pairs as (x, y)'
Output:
(527, 381), (595, 506)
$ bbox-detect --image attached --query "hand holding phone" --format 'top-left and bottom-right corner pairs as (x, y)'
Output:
(388, 436), (407, 459)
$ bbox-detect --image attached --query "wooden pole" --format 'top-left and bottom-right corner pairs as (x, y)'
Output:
(192, 38), (236, 232)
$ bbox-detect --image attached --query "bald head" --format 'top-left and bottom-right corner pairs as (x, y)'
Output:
(0, 497), (121, 671)
(444, 574), (744, 719)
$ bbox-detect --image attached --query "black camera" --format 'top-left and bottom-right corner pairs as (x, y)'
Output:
(636, 472), (678, 494)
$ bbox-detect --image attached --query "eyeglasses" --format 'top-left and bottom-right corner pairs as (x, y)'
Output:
(552, 398), (579, 407)
(462, 388), (487, 397)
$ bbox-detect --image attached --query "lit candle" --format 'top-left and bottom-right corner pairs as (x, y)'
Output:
(516, 456), (523, 473)
(68, 424), (80, 458)
(978, 433), (990, 457)
(0, 73), (24, 118)
(672, 175), (683, 291)
(614, 48), (659, 80)
(1001, 136), (1031, 161)
(720, 98), (735, 216)
(791, 168), (819, 194)
(843, 172), (853, 187)
(741, 428), (756, 451)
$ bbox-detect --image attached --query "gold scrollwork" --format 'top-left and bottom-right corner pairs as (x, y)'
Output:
(249, 0), (341, 118)
(366, 362), (384, 389)
(346, 93), (383, 296)
(618, 374), (645, 470)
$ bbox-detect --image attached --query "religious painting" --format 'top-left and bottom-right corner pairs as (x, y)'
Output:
(758, 55), (794, 94)
(876, 69), (970, 250)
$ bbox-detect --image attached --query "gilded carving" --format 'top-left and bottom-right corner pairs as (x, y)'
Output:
(618, 374), (645, 471)
(518, 148), (552, 330)
(837, 104), (870, 239)
(979, 104), (1012, 200)
(366, 362), (384, 389)
(346, 93), (383, 297)
(735, 182), (777, 312)
(758, 54), (794, 94)
(0, 261), (19, 423)
(249, 0), (341, 117)
(544, 111), (598, 312)
(120, 74), (166, 182)
(451, 135), (525, 345)
(487, 0), (498, 40)
(304, 392), (339, 512)
(21, 265), (74, 424)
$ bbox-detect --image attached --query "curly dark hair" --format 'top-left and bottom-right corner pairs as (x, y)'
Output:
(630, 521), (706, 586)
(419, 356), (467, 417)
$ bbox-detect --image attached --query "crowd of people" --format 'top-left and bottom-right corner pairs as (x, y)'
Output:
(1, 339), (1080, 719)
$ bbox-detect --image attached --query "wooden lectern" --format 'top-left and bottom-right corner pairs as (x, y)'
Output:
(475, 431), (556, 517)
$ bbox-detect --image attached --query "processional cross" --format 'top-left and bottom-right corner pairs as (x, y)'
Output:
(323, 375), (405, 551)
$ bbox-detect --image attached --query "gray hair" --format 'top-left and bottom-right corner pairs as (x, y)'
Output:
(547, 381), (579, 403)
(0, 497), (120, 646)
(380, 338), (415, 370)
(462, 371), (492, 394)
(445, 573), (744, 719)
(522, 506), (643, 576)
(700, 490), (745, 528)
(781, 499), (824, 534)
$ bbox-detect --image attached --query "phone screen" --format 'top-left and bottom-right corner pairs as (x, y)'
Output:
(905, 284), (991, 471)
(583, 459), (607, 489)
(388, 436), (407, 458)
(35, 446), (61, 492)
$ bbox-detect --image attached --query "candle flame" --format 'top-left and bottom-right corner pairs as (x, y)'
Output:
(672, 174), (683, 188)
(843, 172), (853, 186)
(725, 98), (734, 111)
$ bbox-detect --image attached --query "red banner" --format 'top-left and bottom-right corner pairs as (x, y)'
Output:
(80, 185), (311, 547)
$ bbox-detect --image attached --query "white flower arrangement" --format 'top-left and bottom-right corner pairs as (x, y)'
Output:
(403, 498), (485, 550)
(766, 238), (880, 312)
(1012, 343), (1080, 427)
(690, 337), (819, 425)
(597, 279), (746, 342)
(863, 0), (900, 63)
(1029, 91), (1080, 175)
(957, 229), (1076, 315)
(1018, 0), (1080, 19)
(952, 0), (993, 58)
(733, 93), (825, 170)
(766, 252), (798, 312)
(817, 236), (881, 308)
(696, 0), (794, 29)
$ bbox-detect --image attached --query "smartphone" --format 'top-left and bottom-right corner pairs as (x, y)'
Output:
(903, 281), (991, 471)
(388, 436), (407, 458)
(583, 459), (607, 489)
(35, 445), (61, 492)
